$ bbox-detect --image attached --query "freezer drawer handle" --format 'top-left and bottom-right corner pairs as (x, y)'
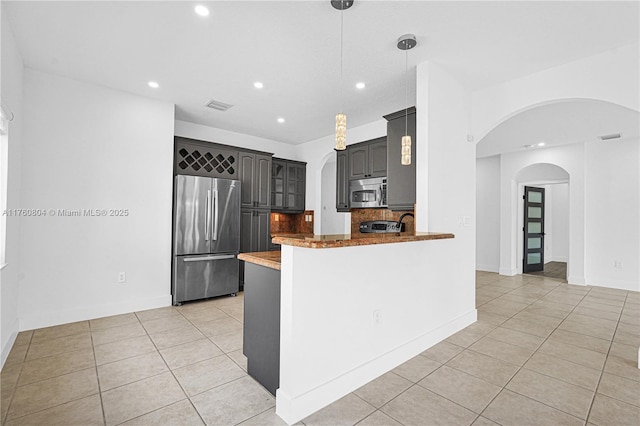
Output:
(183, 255), (235, 262)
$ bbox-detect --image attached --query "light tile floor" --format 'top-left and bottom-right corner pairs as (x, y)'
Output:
(1, 272), (639, 425)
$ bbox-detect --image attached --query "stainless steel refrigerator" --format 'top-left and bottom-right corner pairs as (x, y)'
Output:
(172, 175), (241, 305)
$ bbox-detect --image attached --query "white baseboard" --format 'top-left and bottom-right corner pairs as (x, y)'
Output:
(548, 256), (568, 263)
(276, 309), (477, 425)
(19, 295), (172, 331)
(1, 319), (19, 369)
(585, 278), (639, 292)
(476, 264), (499, 273)
(499, 267), (518, 276)
(567, 275), (586, 286)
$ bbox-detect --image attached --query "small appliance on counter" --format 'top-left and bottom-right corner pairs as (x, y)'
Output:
(359, 220), (404, 233)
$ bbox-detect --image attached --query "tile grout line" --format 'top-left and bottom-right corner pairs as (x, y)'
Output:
(582, 290), (627, 424)
(1, 330), (33, 426)
(89, 329), (108, 426)
(476, 279), (594, 424)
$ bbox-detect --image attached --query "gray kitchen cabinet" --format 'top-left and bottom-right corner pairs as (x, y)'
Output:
(240, 209), (271, 253)
(271, 158), (306, 213)
(174, 137), (239, 180)
(239, 151), (272, 209)
(336, 150), (349, 212)
(243, 262), (281, 395)
(348, 137), (387, 180)
(384, 107), (416, 211)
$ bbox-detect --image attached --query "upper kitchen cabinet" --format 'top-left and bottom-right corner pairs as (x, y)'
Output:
(271, 158), (306, 213)
(239, 151), (272, 209)
(174, 137), (238, 179)
(348, 137), (387, 180)
(384, 107), (416, 211)
(336, 150), (349, 212)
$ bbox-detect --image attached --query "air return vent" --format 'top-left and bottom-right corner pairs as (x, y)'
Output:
(205, 99), (234, 111)
(598, 133), (622, 141)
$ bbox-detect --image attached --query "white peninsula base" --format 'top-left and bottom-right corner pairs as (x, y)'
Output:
(275, 237), (476, 424)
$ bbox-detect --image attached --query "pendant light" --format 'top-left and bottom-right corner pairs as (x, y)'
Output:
(332, 1), (353, 151)
(397, 34), (416, 165)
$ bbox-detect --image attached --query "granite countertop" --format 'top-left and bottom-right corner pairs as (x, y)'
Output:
(238, 251), (281, 270)
(271, 232), (454, 249)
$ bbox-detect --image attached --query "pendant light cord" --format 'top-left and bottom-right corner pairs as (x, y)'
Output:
(340, 1), (344, 114)
(404, 45), (408, 136)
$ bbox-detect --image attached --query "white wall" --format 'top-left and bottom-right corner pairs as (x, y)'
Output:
(476, 156), (500, 272)
(585, 138), (639, 290)
(174, 120), (296, 160)
(18, 69), (175, 330)
(295, 119), (387, 234)
(497, 141), (640, 291)
(550, 183), (569, 262)
(417, 61), (476, 292)
(1, 8), (25, 367)
(472, 42), (640, 140)
(277, 240), (475, 424)
(500, 145), (584, 282)
(319, 159), (344, 234)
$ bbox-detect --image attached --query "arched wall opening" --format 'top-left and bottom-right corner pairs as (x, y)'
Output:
(514, 164), (570, 279)
(475, 98), (639, 290)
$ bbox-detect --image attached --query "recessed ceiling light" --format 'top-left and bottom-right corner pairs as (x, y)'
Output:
(277, 118), (285, 124)
(254, 82), (264, 89)
(194, 5), (210, 17)
(148, 81), (159, 89)
(537, 142), (546, 147)
(356, 82), (366, 89)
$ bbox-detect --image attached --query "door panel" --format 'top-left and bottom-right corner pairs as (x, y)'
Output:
(336, 151), (349, 211)
(523, 186), (545, 273)
(349, 147), (368, 179)
(210, 179), (241, 254)
(174, 175), (211, 255)
(256, 155), (272, 208)
(369, 139), (388, 178)
(173, 254), (239, 304)
(239, 153), (255, 208)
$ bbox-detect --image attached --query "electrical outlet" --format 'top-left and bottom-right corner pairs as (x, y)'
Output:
(614, 260), (623, 269)
(373, 309), (381, 326)
(118, 272), (126, 283)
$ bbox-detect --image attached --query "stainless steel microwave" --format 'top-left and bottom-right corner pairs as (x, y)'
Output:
(349, 177), (387, 208)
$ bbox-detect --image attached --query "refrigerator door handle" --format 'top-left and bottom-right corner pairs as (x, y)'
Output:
(213, 189), (219, 241)
(183, 254), (235, 262)
(205, 189), (211, 241)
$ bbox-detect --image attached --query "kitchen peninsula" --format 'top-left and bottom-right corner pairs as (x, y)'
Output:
(239, 231), (476, 425)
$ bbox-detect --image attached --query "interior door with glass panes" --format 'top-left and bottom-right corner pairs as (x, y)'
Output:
(523, 186), (545, 273)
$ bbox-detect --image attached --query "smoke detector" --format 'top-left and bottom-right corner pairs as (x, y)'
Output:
(205, 99), (234, 112)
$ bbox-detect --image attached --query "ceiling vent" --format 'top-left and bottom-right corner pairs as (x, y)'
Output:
(598, 133), (622, 141)
(205, 99), (233, 112)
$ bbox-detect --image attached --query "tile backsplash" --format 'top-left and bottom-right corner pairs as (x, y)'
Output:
(271, 210), (314, 235)
(350, 209), (415, 235)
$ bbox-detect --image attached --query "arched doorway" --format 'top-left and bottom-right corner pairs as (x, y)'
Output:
(476, 98), (639, 287)
(515, 163), (570, 282)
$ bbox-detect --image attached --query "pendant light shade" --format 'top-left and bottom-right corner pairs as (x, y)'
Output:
(335, 113), (347, 150)
(397, 34), (416, 165)
(401, 135), (411, 165)
(332, 0), (353, 150)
